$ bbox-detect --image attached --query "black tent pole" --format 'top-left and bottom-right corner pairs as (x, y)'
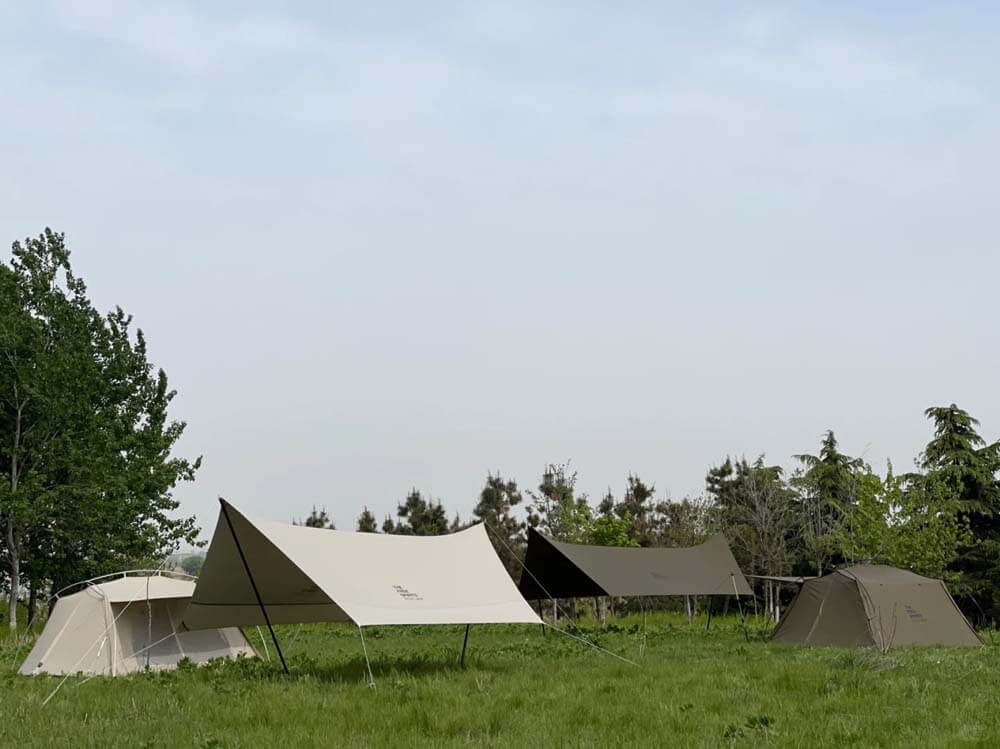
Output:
(460, 624), (471, 667)
(706, 595), (715, 632)
(219, 498), (289, 674)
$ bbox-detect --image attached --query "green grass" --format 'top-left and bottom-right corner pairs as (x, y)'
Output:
(2, 612), (999, 747)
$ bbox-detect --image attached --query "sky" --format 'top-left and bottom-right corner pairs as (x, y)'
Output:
(2, 2), (998, 543)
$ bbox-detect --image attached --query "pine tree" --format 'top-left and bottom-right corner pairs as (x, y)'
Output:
(356, 506), (378, 533)
(296, 506), (334, 529)
(473, 473), (525, 577)
(792, 431), (864, 574)
(920, 404), (1000, 619)
(526, 462), (592, 542)
(389, 489), (449, 535)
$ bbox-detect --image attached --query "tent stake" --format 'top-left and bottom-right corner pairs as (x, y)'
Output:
(219, 498), (289, 674)
(731, 574), (749, 643)
(460, 624), (471, 667)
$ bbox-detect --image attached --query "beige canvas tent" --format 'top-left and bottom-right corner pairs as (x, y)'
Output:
(184, 500), (542, 631)
(19, 572), (255, 676)
(771, 565), (982, 648)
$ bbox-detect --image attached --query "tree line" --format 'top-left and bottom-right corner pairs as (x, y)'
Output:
(306, 407), (999, 624)
(4, 231), (999, 631)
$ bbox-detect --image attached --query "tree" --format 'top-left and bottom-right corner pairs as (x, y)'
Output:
(727, 459), (799, 620)
(356, 506), (378, 533)
(388, 489), (449, 535)
(295, 506), (334, 529)
(180, 554), (205, 577)
(526, 462), (592, 543)
(586, 512), (636, 547)
(920, 404), (1000, 618)
(792, 431), (864, 574)
(597, 489), (615, 517)
(833, 463), (969, 580)
(472, 473), (525, 577)
(0, 230), (201, 629)
(705, 455), (785, 573)
(449, 512), (467, 533)
(598, 474), (658, 546)
(705, 457), (749, 514)
(656, 495), (719, 548)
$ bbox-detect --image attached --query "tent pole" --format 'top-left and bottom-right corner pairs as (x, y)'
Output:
(706, 595), (715, 632)
(219, 498), (289, 675)
(358, 626), (376, 688)
(460, 624), (471, 667)
(536, 600), (546, 635)
(731, 574), (749, 643)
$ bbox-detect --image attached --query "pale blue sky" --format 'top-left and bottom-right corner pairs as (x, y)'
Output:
(2, 2), (997, 540)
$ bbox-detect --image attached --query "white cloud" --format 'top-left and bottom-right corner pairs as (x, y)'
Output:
(48, 0), (316, 74)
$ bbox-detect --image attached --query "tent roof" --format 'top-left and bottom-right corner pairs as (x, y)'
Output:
(182, 500), (542, 630)
(833, 565), (931, 584)
(518, 528), (752, 599)
(82, 575), (196, 603)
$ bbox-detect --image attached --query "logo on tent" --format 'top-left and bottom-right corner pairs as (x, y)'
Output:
(393, 585), (423, 601)
(903, 605), (926, 623)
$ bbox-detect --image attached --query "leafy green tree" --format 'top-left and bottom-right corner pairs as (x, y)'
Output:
(0, 230), (200, 629)
(389, 489), (449, 535)
(295, 506), (334, 529)
(356, 506), (378, 533)
(833, 463), (969, 580)
(472, 473), (525, 577)
(586, 512), (637, 547)
(593, 474), (659, 545)
(526, 462), (592, 542)
(792, 431), (865, 574)
(180, 554), (205, 577)
(656, 496), (719, 547)
(919, 404), (1000, 616)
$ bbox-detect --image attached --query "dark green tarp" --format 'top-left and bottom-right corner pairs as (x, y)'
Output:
(518, 528), (752, 599)
(771, 565), (982, 648)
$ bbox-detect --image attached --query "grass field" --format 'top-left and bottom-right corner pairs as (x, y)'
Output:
(2, 611), (999, 747)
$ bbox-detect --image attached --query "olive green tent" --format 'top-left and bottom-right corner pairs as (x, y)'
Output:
(518, 528), (751, 599)
(771, 565), (981, 648)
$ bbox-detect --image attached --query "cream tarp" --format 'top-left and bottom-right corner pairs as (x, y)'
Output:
(182, 500), (542, 630)
(19, 575), (254, 676)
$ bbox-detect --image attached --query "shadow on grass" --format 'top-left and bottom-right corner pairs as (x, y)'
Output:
(165, 648), (517, 690)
